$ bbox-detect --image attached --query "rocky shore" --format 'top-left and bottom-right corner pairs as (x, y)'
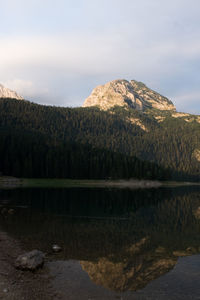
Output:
(0, 231), (58, 300)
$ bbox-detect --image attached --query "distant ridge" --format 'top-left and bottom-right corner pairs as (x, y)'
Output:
(0, 84), (23, 100)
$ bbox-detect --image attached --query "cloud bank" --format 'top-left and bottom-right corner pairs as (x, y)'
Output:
(0, 0), (200, 113)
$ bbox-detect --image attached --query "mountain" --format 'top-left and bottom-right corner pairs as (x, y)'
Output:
(82, 79), (200, 179)
(83, 79), (176, 112)
(83, 79), (200, 125)
(0, 84), (23, 100)
(0, 79), (199, 180)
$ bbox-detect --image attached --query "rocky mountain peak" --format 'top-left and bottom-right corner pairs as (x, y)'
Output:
(83, 79), (176, 112)
(0, 84), (23, 100)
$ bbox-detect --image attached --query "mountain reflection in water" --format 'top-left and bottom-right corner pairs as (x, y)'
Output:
(0, 186), (200, 295)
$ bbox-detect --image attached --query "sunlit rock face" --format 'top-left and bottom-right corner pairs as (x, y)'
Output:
(172, 112), (200, 123)
(0, 84), (23, 100)
(126, 117), (148, 132)
(83, 79), (176, 112)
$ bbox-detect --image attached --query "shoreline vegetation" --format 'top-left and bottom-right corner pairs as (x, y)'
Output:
(0, 176), (199, 189)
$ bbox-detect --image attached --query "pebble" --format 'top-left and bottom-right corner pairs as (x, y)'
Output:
(52, 244), (62, 252)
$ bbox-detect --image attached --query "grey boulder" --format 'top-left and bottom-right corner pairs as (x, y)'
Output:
(15, 250), (45, 271)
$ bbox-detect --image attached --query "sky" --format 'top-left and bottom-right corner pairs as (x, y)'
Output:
(0, 0), (200, 114)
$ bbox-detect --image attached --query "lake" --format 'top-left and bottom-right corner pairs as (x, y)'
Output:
(0, 186), (200, 299)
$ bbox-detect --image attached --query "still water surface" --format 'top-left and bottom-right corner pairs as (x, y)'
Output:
(0, 186), (200, 299)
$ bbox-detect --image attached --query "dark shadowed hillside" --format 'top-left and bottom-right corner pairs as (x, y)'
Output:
(0, 79), (199, 181)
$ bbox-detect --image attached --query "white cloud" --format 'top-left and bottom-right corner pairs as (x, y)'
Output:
(1, 34), (200, 78)
(1, 0), (200, 114)
(3, 79), (34, 95)
(0, 32), (199, 113)
(2, 79), (49, 100)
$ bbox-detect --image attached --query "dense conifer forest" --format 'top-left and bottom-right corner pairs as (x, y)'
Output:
(0, 98), (199, 181)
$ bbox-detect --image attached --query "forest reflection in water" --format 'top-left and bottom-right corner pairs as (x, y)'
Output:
(0, 186), (200, 296)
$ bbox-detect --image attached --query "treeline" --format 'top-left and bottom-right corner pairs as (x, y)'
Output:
(0, 128), (169, 179)
(0, 98), (199, 180)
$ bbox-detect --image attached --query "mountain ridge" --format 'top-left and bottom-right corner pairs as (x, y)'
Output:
(0, 79), (199, 180)
(0, 84), (23, 100)
(0, 97), (199, 180)
(83, 79), (200, 127)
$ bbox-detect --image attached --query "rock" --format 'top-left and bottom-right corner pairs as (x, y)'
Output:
(0, 84), (23, 100)
(52, 244), (62, 253)
(15, 250), (45, 271)
(83, 79), (176, 112)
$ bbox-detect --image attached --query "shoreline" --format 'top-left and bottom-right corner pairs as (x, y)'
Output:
(0, 231), (57, 300)
(0, 176), (199, 189)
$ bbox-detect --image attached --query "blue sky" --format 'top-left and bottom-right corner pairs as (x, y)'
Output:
(0, 0), (200, 114)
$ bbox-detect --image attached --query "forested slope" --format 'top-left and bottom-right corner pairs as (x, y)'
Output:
(0, 99), (169, 180)
(0, 98), (199, 180)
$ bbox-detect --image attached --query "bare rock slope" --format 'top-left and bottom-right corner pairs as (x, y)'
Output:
(83, 79), (176, 112)
(0, 84), (23, 100)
